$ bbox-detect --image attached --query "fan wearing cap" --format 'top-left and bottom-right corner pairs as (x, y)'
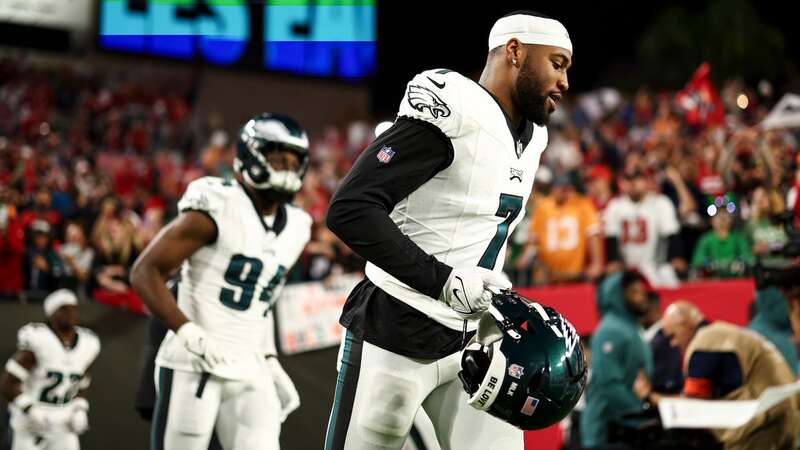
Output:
(0, 289), (100, 450)
(325, 10), (571, 450)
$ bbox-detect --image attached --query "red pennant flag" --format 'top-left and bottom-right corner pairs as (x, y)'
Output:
(675, 62), (725, 128)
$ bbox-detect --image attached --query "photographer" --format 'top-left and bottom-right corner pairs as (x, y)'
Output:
(639, 302), (798, 450)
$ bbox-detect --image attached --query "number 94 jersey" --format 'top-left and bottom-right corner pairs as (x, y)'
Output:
(156, 177), (311, 380)
(10, 323), (100, 427)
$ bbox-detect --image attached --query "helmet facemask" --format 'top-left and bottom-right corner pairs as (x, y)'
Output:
(234, 115), (309, 195)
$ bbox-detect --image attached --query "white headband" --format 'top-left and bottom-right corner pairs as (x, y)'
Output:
(488, 14), (572, 54)
(44, 289), (78, 317)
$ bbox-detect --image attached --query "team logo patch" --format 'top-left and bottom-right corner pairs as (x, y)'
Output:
(407, 85), (451, 119)
(510, 168), (524, 182)
(508, 364), (524, 379)
(520, 396), (539, 416)
(183, 192), (210, 212)
(376, 146), (395, 163)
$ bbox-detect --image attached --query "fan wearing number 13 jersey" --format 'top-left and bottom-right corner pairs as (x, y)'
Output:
(131, 113), (312, 450)
(325, 11), (573, 450)
(603, 168), (684, 288)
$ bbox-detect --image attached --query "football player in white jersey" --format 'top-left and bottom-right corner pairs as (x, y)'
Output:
(603, 168), (686, 287)
(131, 113), (313, 450)
(325, 11), (572, 450)
(1, 289), (101, 450)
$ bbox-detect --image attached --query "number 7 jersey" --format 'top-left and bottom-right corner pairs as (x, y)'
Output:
(365, 69), (548, 331)
(156, 177), (311, 379)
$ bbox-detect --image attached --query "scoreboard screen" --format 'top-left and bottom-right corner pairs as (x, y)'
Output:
(98, 0), (376, 79)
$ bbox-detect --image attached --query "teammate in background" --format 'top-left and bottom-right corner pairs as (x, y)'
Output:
(1, 289), (101, 450)
(326, 11), (572, 450)
(518, 172), (603, 284)
(131, 113), (312, 450)
(604, 168), (686, 287)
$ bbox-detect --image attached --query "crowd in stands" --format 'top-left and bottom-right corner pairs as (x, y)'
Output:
(0, 55), (798, 310)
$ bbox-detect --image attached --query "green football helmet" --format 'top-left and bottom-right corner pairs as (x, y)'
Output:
(458, 290), (587, 430)
(234, 113), (309, 194)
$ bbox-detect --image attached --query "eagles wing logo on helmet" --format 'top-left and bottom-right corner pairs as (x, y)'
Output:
(407, 85), (451, 119)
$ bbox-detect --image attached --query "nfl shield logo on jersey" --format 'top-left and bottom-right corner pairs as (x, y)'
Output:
(376, 146), (395, 163)
(508, 364), (524, 379)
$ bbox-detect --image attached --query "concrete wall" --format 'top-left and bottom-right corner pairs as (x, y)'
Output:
(0, 303), (339, 450)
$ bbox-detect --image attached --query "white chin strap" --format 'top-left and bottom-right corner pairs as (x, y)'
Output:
(237, 158), (303, 194)
(466, 340), (507, 411)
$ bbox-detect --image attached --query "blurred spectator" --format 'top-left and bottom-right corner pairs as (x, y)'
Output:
(745, 187), (787, 257)
(137, 201), (166, 249)
(58, 222), (94, 300)
(584, 165), (614, 212)
(299, 224), (364, 282)
(718, 129), (778, 197)
(691, 209), (753, 278)
(604, 168), (684, 287)
(518, 173), (603, 284)
(661, 158), (706, 252)
(581, 271), (652, 448)
(19, 187), (61, 230)
(0, 187), (25, 299)
(90, 196), (121, 250)
(92, 218), (142, 312)
(748, 288), (798, 376)
(22, 220), (64, 301)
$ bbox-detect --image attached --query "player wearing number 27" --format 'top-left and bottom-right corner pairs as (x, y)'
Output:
(325, 10), (572, 450)
(1, 289), (100, 450)
(131, 114), (312, 450)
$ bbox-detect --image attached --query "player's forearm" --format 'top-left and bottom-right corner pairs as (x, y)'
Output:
(0, 372), (23, 403)
(130, 261), (188, 332)
(327, 200), (452, 299)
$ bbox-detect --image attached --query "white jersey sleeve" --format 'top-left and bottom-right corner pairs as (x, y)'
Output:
(177, 177), (229, 227)
(655, 195), (680, 236)
(75, 327), (101, 367)
(16, 323), (47, 355)
(397, 69), (464, 138)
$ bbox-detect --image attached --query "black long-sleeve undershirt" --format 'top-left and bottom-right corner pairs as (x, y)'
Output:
(326, 117), (454, 300)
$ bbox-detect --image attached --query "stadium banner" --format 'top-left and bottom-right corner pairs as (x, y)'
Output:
(0, 0), (92, 30)
(275, 273), (361, 355)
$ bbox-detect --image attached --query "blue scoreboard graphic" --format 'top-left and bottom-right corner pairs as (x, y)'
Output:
(99, 0), (376, 79)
